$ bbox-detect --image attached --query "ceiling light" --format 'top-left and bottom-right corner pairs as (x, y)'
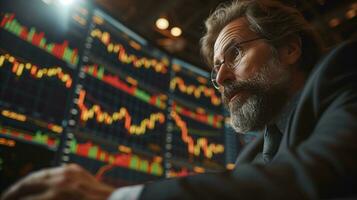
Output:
(171, 27), (182, 37)
(156, 18), (169, 30)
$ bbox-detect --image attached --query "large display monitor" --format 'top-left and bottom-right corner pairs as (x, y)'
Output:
(0, 0), (235, 190)
(0, 0), (89, 191)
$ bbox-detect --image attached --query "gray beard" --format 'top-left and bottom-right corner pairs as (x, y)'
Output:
(223, 58), (291, 133)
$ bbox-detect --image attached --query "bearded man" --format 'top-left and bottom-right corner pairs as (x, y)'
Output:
(2, 0), (357, 199)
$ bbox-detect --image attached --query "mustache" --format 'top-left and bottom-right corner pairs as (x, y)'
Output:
(221, 79), (264, 105)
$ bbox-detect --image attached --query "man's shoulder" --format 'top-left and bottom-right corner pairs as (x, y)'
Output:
(302, 39), (357, 96)
(287, 39), (357, 143)
(312, 39), (357, 77)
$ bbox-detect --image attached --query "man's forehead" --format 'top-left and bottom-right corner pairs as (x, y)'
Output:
(214, 17), (251, 55)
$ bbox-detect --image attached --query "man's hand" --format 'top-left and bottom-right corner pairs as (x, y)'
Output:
(1, 164), (115, 200)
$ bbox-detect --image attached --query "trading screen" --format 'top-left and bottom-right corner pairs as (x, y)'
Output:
(0, 0), (88, 190)
(0, 0), (238, 190)
(63, 9), (168, 186)
(166, 58), (225, 177)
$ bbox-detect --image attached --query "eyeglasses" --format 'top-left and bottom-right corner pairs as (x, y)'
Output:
(211, 37), (264, 89)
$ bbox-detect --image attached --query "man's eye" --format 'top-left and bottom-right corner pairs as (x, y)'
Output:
(232, 47), (241, 58)
(226, 46), (241, 63)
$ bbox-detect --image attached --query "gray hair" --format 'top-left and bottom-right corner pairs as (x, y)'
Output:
(200, 0), (323, 74)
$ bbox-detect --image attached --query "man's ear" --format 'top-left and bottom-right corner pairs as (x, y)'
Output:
(278, 36), (302, 66)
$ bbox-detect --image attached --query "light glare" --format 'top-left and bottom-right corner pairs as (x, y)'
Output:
(171, 27), (182, 37)
(59, 0), (74, 5)
(156, 18), (169, 30)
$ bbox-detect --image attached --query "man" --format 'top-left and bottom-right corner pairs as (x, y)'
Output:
(2, 0), (357, 199)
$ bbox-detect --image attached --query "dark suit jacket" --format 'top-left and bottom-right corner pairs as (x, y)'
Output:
(139, 40), (357, 199)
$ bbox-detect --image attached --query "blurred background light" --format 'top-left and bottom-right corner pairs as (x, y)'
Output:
(59, 0), (75, 6)
(156, 17), (169, 30)
(171, 27), (182, 37)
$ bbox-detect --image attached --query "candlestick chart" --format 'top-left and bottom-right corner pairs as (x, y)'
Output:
(69, 147), (163, 186)
(86, 11), (170, 90)
(77, 89), (166, 136)
(82, 64), (167, 110)
(0, 13), (79, 66)
(0, 50), (74, 125)
(0, 53), (72, 88)
(70, 139), (163, 173)
(0, 0), (89, 67)
(171, 101), (224, 129)
(170, 76), (221, 106)
(0, 0), (88, 125)
(170, 60), (222, 113)
(170, 111), (225, 160)
(0, 124), (59, 149)
(167, 59), (226, 170)
(0, 0), (90, 191)
(65, 58), (168, 180)
(70, 78), (166, 150)
(0, 1), (230, 187)
(69, 137), (163, 176)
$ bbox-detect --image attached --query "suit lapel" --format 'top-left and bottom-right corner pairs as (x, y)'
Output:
(235, 133), (264, 165)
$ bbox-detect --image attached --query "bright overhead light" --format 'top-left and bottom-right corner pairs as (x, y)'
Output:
(156, 18), (169, 30)
(59, 0), (74, 6)
(171, 27), (182, 37)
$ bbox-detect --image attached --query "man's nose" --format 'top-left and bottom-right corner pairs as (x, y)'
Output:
(215, 64), (235, 88)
